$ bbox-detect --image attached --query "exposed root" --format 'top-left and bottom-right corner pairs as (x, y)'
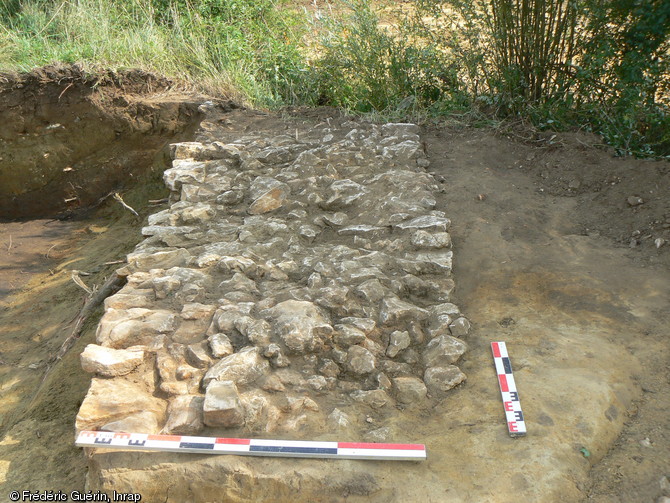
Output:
(113, 192), (139, 217)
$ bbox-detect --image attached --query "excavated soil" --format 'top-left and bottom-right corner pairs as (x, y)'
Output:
(0, 69), (668, 502)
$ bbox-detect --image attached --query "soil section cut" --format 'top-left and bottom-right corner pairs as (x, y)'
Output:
(0, 64), (205, 219)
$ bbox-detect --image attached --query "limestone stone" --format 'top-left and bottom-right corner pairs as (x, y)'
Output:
(127, 248), (191, 271)
(208, 333), (234, 358)
(411, 230), (452, 249)
(103, 292), (152, 309)
(151, 268), (208, 300)
(386, 330), (411, 358)
(346, 346), (376, 375)
(163, 395), (205, 434)
(375, 372), (393, 391)
(181, 184), (217, 202)
(322, 212), (349, 226)
(338, 225), (386, 237)
(339, 317), (376, 334)
(264, 344), (290, 368)
(423, 335), (468, 367)
(431, 303), (461, 317)
(240, 391), (282, 433)
(180, 203), (215, 224)
(262, 343), (281, 359)
(315, 285), (350, 311)
(407, 320), (425, 344)
(169, 142), (207, 160)
(382, 140), (421, 161)
(350, 389), (391, 408)
(307, 375), (328, 392)
(449, 317), (471, 337)
(395, 215), (451, 232)
(96, 308), (178, 348)
(176, 365), (199, 380)
(248, 187), (287, 214)
(172, 141), (241, 162)
(393, 376), (427, 404)
(261, 374), (286, 393)
(76, 378), (166, 433)
(171, 318), (210, 345)
(268, 300), (333, 354)
(248, 177), (289, 215)
(379, 296), (429, 326)
(219, 272), (259, 294)
(186, 342), (213, 369)
(318, 359), (341, 378)
(414, 251), (453, 273)
(163, 160), (206, 189)
(354, 279), (387, 303)
(211, 305), (250, 333)
(344, 265), (385, 283)
(299, 225), (321, 241)
(424, 366), (466, 395)
(400, 348), (420, 364)
(181, 303), (216, 321)
(307, 272), (323, 289)
(160, 381), (190, 396)
(100, 411), (160, 434)
(236, 317), (272, 347)
(80, 344), (144, 377)
(202, 347), (270, 388)
(334, 325), (367, 346)
(427, 314), (453, 338)
(254, 146), (293, 164)
(321, 179), (367, 209)
(203, 380), (244, 428)
(381, 360), (414, 377)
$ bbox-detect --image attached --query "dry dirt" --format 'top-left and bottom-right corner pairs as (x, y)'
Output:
(0, 69), (668, 502)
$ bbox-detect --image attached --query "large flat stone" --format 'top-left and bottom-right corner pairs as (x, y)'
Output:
(75, 379), (166, 433)
(96, 308), (178, 349)
(202, 347), (270, 388)
(80, 344), (144, 377)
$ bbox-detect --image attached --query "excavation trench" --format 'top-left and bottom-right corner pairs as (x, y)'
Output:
(0, 67), (668, 503)
(0, 64), (205, 220)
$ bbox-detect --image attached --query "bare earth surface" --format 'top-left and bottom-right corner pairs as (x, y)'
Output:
(0, 72), (668, 502)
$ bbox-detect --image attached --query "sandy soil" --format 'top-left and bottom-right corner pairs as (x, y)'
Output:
(0, 72), (668, 501)
(423, 126), (669, 502)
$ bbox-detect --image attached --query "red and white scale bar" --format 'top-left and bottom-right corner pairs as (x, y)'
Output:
(76, 431), (426, 461)
(491, 341), (527, 437)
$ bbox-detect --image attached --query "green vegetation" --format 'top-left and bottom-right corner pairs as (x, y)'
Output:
(1, 0), (669, 156)
(0, 0), (311, 105)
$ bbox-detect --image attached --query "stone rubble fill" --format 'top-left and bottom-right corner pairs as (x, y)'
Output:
(76, 114), (470, 438)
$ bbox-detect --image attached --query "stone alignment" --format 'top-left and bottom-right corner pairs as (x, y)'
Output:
(76, 106), (470, 441)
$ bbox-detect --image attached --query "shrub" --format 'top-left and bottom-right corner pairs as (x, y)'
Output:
(405, 0), (670, 155)
(312, 0), (461, 113)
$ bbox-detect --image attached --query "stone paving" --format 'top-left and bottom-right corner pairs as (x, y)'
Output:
(76, 104), (469, 440)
